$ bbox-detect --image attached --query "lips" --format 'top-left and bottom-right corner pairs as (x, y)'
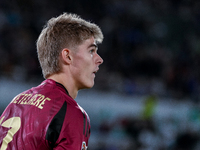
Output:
(92, 68), (99, 78)
(93, 68), (99, 74)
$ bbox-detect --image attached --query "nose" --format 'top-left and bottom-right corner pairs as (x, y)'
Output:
(96, 53), (103, 65)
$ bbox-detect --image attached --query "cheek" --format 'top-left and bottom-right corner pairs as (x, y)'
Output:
(81, 57), (93, 69)
(74, 60), (90, 77)
(73, 53), (93, 74)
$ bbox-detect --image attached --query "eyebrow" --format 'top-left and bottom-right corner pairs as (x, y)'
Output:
(88, 44), (98, 50)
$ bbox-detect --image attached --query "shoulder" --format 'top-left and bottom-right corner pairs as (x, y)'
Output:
(32, 79), (76, 105)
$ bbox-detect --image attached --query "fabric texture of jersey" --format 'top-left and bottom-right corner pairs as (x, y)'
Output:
(0, 79), (90, 150)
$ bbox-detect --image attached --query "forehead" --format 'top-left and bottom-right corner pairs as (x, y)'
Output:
(77, 37), (97, 49)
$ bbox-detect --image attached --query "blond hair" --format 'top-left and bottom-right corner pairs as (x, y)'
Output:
(37, 13), (103, 78)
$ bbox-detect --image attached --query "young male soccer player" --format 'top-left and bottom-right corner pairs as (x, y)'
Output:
(0, 13), (103, 150)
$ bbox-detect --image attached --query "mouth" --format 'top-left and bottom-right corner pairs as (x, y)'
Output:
(93, 68), (99, 74)
(92, 69), (99, 77)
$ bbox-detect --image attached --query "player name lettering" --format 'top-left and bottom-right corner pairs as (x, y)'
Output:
(12, 93), (51, 109)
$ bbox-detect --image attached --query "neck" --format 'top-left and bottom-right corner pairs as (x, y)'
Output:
(47, 73), (78, 99)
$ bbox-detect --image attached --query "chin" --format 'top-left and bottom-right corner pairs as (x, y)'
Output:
(80, 83), (94, 90)
(85, 84), (94, 89)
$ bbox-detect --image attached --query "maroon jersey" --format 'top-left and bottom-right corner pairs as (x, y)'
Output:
(0, 79), (90, 150)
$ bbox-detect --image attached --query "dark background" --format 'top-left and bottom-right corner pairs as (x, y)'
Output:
(1, 0), (200, 149)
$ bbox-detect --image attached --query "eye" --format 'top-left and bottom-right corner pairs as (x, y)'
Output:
(89, 49), (95, 54)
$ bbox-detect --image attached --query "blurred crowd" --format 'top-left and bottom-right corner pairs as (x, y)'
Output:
(1, 0), (200, 100)
(93, 116), (200, 150)
(1, 1), (200, 150)
(88, 94), (200, 150)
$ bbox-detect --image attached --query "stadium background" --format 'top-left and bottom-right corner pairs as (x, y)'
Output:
(1, 0), (200, 149)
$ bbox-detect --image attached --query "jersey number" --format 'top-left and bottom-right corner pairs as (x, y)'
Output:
(0, 116), (21, 150)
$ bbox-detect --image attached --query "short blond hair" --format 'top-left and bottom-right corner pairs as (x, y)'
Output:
(37, 13), (103, 78)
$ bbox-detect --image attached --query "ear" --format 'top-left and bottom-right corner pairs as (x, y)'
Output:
(61, 48), (72, 64)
